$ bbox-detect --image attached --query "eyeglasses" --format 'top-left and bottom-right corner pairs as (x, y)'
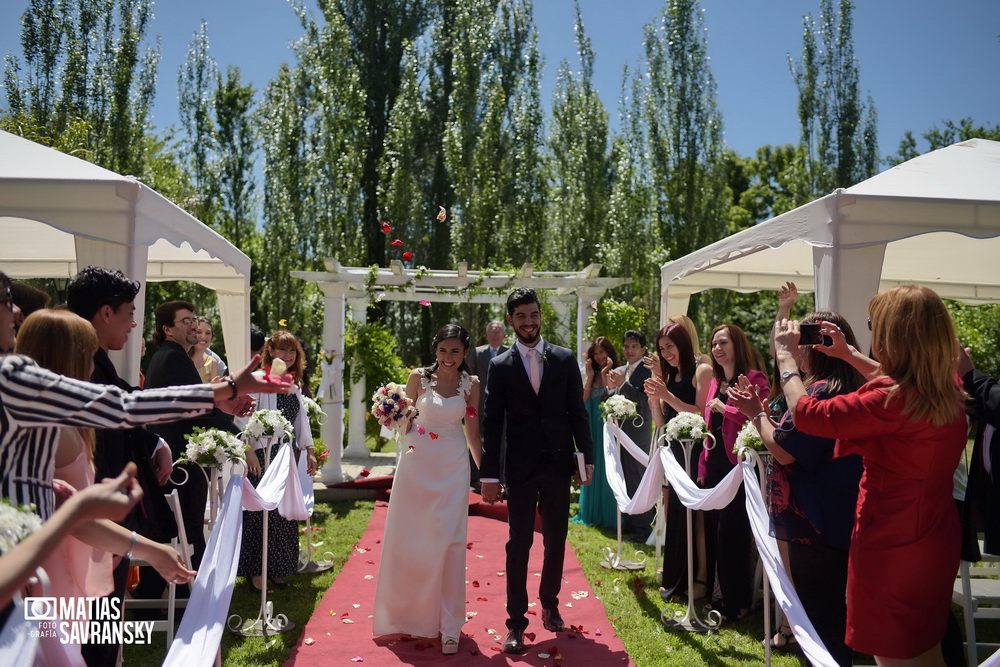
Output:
(867, 318), (872, 331)
(173, 317), (195, 327)
(0, 287), (12, 311)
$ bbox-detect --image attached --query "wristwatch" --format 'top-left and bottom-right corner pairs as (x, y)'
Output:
(780, 370), (801, 383)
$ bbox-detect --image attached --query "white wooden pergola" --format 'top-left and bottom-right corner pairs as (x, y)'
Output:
(293, 259), (629, 483)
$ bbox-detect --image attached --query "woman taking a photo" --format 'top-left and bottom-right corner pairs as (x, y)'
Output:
(773, 285), (967, 666)
(728, 311), (863, 665)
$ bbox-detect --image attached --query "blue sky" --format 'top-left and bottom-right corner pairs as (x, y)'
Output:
(1, 0), (998, 160)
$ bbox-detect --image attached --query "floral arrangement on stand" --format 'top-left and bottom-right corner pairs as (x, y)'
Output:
(370, 382), (416, 428)
(243, 409), (294, 442)
(663, 411), (708, 442)
(733, 420), (766, 454)
(303, 396), (327, 436)
(601, 394), (638, 422)
(0, 499), (42, 555)
(179, 427), (248, 467)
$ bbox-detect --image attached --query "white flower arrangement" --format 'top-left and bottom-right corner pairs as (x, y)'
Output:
(663, 411), (708, 441)
(733, 420), (766, 454)
(303, 396), (327, 432)
(0, 499), (42, 555)
(243, 409), (294, 442)
(180, 428), (248, 467)
(601, 394), (638, 422)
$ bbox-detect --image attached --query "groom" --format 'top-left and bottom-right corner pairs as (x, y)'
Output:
(480, 287), (594, 654)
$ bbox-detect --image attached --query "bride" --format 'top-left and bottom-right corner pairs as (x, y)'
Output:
(372, 324), (483, 654)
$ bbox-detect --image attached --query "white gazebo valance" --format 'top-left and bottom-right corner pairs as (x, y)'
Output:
(659, 138), (1000, 351)
(0, 131), (251, 381)
(293, 260), (629, 482)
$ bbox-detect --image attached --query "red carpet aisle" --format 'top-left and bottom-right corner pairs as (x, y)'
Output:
(286, 496), (632, 666)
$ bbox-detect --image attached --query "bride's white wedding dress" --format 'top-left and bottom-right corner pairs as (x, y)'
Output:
(373, 371), (473, 639)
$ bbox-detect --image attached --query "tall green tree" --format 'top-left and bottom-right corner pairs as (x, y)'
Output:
(790, 0), (878, 193)
(326, 0), (430, 267)
(546, 3), (612, 270)
(3, 0), (161, 178)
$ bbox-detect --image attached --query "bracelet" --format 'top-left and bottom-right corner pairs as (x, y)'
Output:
(124, 530), (137, 561)
(753, 410), (768, 422)
(225, 376), (238, 400)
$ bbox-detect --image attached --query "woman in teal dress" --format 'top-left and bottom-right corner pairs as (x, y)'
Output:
(573, 336), (619, 528)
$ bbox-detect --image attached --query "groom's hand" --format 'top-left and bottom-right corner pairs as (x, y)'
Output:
(481, 481), (504, 504)
(577, 464), (595, 486)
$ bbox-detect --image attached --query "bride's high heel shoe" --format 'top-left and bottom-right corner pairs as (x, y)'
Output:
(441, 635), (459, 655)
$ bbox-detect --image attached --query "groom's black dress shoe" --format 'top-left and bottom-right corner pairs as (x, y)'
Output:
(502, 629), (526, 654)
(542, 608), (565, 632)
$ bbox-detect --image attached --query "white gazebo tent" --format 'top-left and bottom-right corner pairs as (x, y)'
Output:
(0, 130), (251, 382)
(659, 138), (1000, 350)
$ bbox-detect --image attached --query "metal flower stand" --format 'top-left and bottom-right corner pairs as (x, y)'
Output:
(599, 415), (648, 571)
(297, 512), (334, 574)
(230, 435), (294, 637)
(662, 436), (721, 633)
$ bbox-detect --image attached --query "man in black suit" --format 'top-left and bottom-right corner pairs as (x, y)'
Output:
(480, 288), (593, 654)
(960, 345), (1000, 555)
(67, 266), (177, 664)
(468, 321), (508, 490)
(606, 330), (654, 540)
(138, 300), (251, 601)
(467, 320), (508, 416)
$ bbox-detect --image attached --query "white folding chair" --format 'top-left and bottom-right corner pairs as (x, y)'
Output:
(123, 490), (193, 645)
(953, 541), (1000, 666)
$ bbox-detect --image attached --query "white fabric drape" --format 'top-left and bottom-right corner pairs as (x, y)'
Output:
(603, 419), (839, 667)
(164, 443), (309, 666)
(297, 448), (315, 515)
(163, 475), (246, 667)
(252, 441), (308, 520)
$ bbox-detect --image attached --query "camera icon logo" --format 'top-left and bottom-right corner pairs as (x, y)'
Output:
(24, 597), (58, 621)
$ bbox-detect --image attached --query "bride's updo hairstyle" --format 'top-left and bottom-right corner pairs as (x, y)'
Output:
(424, 324), (472, 376)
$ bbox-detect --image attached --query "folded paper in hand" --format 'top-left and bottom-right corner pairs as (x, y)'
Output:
(575, 451), (588, 483)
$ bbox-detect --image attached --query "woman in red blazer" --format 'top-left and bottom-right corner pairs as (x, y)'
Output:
(774, 285), (967, 665)
(698, 324), (769, 622)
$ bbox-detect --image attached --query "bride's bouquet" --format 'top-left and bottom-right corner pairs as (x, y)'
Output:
(733, 420), (766, 454)
(180, 427), (248, 467)
(0, 498), (42, 555)
(243, 409), (294, 441)
(601, 394), (638, 422)
(663, 411), (708, 442)
(371, 382), (416, 428)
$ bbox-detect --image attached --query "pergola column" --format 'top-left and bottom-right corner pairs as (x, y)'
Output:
(316, 282), (348, 483)
(575, 287), (605, 362)
(343, 297), (370, 458)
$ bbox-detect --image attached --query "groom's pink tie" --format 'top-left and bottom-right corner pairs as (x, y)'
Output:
(528, 348), (541, 394)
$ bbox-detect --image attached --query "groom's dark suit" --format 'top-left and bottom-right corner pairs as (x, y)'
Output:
(481, 340), (592, 632)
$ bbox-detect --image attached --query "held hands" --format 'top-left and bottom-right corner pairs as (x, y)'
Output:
(481, 481), (504, 505)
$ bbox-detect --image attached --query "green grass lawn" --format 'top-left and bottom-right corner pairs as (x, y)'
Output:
(125, 492), (992, 666)
(123, 498), (374, 667)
